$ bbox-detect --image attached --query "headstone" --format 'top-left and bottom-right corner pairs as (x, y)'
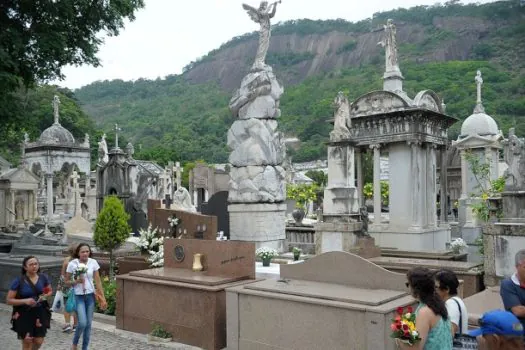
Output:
(201, 191), (230, 238)
(227, 251), (414, 350)
(117, 238), (256, 350)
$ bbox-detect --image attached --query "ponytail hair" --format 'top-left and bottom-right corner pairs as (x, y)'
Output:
(407, 267), (448, 320)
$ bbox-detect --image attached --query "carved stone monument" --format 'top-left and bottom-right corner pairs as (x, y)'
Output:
(228, 1), (286, 251)
(483, 128), (525, 286)
(327, 19), (457, 250)
(452, 70), (503, 243)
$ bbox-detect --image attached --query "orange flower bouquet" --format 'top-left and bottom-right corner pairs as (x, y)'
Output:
(390, 306), (421, 346)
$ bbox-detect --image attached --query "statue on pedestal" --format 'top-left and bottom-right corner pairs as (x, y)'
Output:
(242, 1), (281, 70)
(378, 19), (400, 73)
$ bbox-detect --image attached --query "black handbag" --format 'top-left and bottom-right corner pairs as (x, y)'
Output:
(451, 297), (478, 349)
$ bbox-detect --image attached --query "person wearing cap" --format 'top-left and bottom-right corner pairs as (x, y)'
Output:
(500, 249), (525, 334)
(469, 310), (524, 349)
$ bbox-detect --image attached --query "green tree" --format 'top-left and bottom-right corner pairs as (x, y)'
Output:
(0, 0), (145, 93)
(305, 170), (328, 187)
(93, 196), (131, 279)
(286, 183), (319, 214)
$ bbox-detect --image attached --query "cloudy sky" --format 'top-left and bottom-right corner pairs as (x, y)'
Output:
(55, 0), (495, 90)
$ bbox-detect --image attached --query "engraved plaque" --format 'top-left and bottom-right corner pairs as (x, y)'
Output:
(174, 244), (185, 262)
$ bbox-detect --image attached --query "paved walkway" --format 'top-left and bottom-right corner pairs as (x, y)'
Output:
(0, 305), (199, 350)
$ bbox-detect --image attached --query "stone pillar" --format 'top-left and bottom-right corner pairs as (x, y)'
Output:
(371, 144), (381, 225)
(32, 190), (38, 219)
(46, 173), (53, 219)
(440, 148), (448, 223)
(460, 150), (468, 199)
(9, 189), (15, 225)
(409, 141), (422, 229)
(428, 144), (437, 227)
(205, 189), (209, 202)
(356, 149), (363, 207)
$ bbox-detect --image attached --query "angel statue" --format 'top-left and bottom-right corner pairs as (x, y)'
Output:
(97, 133), (109, 165)
(330, 91), (351, 141)
(377, 19), (399, 73)
(242, 1), (281, 70)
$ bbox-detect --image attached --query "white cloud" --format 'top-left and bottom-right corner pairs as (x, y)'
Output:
(54, 0), (496, 89)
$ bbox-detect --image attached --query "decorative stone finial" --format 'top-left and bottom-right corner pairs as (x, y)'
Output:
(474, 70), (485, 114)
(52, 95), (61, 124)
(378, 19), (404, 92)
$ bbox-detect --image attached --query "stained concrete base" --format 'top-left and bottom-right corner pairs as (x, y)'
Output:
(463, 286), (503, 327)
(229, 203), (286, 252)
(369, 226), (451, 250)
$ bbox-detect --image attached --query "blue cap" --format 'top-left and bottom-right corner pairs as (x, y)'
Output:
(469, 310), (524, 337)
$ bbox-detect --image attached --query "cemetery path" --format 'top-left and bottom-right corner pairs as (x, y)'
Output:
(0, 307), (199, 350)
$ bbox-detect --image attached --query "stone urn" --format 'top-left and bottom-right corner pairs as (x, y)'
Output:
(192, 253), (203, 272)
(292, 208), (305, 224)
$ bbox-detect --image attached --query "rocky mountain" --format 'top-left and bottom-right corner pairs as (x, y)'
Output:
(74, 1), (525, 164)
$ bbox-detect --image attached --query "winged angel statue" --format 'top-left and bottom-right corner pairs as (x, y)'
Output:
(242, 1), (281, 70)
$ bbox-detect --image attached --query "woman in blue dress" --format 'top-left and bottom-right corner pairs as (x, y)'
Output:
(6, 256), (53, 350)
(396, 267), (452, 350)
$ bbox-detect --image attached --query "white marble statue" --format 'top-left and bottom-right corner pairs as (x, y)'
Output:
(173, 186), (195, 212)
(503, 128), (525, 190)
(98, 133), (109, 165)
(330, 91), (351, 141)
(378, 19), (399, 73)
(242, 0), (281, 70)
(125, 142), (134, 158)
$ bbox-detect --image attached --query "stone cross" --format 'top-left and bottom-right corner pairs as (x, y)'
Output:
(162, 194), (173, 209)
(52, 95), (60, 125)
(114, 124), (122, 149)
(70, 171), (81, 217)
(174, 161), (183, 189)
(159, 168), (171, 198)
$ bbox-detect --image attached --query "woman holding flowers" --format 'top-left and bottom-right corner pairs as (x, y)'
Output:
(66, 243), (107, 350)
(397, 267), (452, 350)
(6, 255), (53, 350)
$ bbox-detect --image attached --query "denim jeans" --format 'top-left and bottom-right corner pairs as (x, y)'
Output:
(73, 293), (95, 350)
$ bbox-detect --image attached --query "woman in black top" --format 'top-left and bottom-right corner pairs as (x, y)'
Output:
(6, 256), (53, 350)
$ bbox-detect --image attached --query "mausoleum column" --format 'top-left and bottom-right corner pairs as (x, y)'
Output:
(46, 173), (54, 219)
(460, 150), (468, 199)
(371, 144), (381, 225)
(356, 148), (363, 207)
(409, 141), (422, 229)
(32, 190), (38, 219)
(440, 147), (448, 223)
(9, 189), (15, 225)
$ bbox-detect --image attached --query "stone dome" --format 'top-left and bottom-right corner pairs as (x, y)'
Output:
(39, 123), (75, 144)
(460, 112), (499, 138)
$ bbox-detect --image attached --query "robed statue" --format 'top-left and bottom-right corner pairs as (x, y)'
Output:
(242, 1), (281, 70)
(98, 133), (109, 165)
(378, 19), (399, 73)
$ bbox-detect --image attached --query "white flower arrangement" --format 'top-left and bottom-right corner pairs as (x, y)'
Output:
(129, 224), (163, 254)
(148, 244), (164, 267)
(256, 247), (278, 260)
(450, 238), (468, 254)
(74, 263), (88, 278)
(168, 215), (179, 227)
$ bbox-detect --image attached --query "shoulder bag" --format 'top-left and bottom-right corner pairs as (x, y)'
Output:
(451, 297), (478, 349)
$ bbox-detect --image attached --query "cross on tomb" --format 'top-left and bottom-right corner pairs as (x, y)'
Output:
(173, 161), (183, 189)
(114, 123), (122, 149)
(163, 194), (173, 209)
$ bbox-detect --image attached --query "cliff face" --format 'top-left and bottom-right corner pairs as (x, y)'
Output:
(184, 16), (496, 91)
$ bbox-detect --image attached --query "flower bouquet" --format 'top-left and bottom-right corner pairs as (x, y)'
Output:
(390, 306), (421, 346)
(256, 247), (278, 266)
(450, 238), (467, 254)
(74, 263), (88, 279)
(38, 286), (52, 302)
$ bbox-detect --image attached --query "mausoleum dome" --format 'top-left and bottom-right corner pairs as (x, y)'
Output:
(460, 112), (499, 138)
(39, 123), (75, 144)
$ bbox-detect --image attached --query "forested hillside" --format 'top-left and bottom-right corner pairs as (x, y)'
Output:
(2, 1), (524, 166)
